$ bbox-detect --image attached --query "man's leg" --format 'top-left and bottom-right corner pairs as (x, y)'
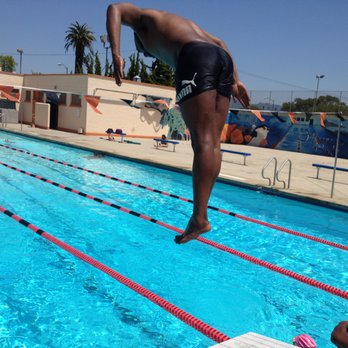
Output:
(175, 90), (230, 244)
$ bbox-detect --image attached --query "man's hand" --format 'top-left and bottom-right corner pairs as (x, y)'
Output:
(232, 80), (250, 109)
(331, 321), (348, 348)
(113, 54), (124, 86)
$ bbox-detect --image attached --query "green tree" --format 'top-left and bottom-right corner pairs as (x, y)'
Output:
(105, 57), (110, 76)
(125, 53), (152, 83)
(95, 52), (102, 75)
(282, 96), (348, 113)
(0, 55), (16, 72)
(149, 59), (175, 87)
(124, 53), (174, 85)
(64, 21), (95, 74)
(316, 95), (348, 113)
(139, 61), (150, 83)
(282, 98), (314, 112)
(125, 52), (141, 80)
(85, 53), (94, 74)
(108, 61), (114, 78)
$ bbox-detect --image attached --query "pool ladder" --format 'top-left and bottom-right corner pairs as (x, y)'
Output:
(0, 110), (7, 128)
(261, 157), (292, 189)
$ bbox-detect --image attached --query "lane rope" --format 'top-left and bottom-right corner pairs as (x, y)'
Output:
(0, 143), (347, 252)
(0, 204), (230, 343)
(1, 160), (347, 301)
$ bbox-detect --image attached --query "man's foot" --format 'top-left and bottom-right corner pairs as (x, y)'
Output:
(174, 217), (211, 244)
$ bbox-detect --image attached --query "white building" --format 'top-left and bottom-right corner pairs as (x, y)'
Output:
(0, 71), (176, 137)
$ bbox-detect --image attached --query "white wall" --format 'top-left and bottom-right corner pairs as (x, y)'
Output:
(0, 109), (18, 124)
(85, 75), (176, 136)
(0, 72), (177, 137)
(35, 102), (50, 129)
(0, 71), (23, 88)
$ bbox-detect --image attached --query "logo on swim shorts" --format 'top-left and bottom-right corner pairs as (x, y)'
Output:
(181, 72), (197, 87)
(176, 72), (197, 103)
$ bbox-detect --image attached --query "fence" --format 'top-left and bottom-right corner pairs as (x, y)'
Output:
(230, 90), (348, 113)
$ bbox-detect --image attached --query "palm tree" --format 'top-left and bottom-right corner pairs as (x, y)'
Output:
(64, 21), (95, 74)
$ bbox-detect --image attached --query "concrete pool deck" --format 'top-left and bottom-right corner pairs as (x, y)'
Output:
(1, 123), (348, 210)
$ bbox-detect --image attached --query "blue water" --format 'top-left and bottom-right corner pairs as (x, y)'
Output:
(0, 130), (347, 347)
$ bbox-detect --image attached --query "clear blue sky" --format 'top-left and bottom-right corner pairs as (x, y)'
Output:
(1, 0), (347, 92)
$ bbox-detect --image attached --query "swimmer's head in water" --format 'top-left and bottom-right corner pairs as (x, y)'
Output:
(134, 32), (154, 58)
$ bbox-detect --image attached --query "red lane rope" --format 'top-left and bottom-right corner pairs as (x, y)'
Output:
(0, 143), (347, 252)
(1, 160), (348, 301)
(234, 214), (348, 251)
(0, 205), (230, 343)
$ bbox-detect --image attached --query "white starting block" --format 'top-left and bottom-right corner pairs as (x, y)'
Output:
(210, 332), (294, 348)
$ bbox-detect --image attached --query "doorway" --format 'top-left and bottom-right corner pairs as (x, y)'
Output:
(46, 92), (59, 130)
(49, 102), (58, 130)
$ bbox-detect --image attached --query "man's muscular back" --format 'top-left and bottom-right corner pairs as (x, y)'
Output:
(108, 3), (219, 68)
(133, 9), (218, 67)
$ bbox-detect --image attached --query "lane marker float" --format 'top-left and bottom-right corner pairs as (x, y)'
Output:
(0, 204), (230, 344)
(0, 143), (347, 252)
(1, 160), (348, 301)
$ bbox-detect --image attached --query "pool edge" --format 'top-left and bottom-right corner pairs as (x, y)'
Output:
(1, 128), (347, 213)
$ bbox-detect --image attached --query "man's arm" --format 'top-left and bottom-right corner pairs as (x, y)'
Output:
(106, 3), (142, 85)
(210, 37), (251, 109)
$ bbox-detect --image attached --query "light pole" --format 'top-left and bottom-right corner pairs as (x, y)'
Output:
(100, 35), (110, 76)
(313, 74), (325, 112)
(58, 63), (69, 74)
(17, 48), (24, 74)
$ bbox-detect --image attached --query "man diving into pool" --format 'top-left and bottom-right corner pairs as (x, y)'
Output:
(106, 2), (250, 244)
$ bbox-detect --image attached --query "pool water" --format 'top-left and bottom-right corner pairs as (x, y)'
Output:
(0, 131), (347, 347)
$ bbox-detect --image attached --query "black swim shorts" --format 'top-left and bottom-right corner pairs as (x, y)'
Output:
(175, 42), (234, 105)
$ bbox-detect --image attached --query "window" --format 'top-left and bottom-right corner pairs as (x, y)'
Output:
(25, 90), (31, 102)
(70, 94), (81, 107)
(12, 89), (19, 98)
(58, 93), (67, 105)
(34, 91), (44, 102)
(38, 91), (44, 102)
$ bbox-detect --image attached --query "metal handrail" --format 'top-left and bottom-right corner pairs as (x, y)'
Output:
(276, 159), (292, 189)
(0, 110), (7, 128)
(261, 157), (278, 186)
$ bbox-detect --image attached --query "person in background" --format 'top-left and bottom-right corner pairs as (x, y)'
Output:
(184, 128), (191, 141)
(107, 2), (250, 244)
(331, 321), (348, 348)
(159, 134), (168, 147)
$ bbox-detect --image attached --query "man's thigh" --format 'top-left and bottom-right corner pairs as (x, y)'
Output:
(179, 90), (230, 139)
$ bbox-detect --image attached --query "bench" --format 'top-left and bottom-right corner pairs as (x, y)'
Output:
(153, 138), (179, 152)
(105, 128), (127, 142)
(115, 132), (127, 142)
(221, 149), (251, 165)
(312, 163), (348, 179)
